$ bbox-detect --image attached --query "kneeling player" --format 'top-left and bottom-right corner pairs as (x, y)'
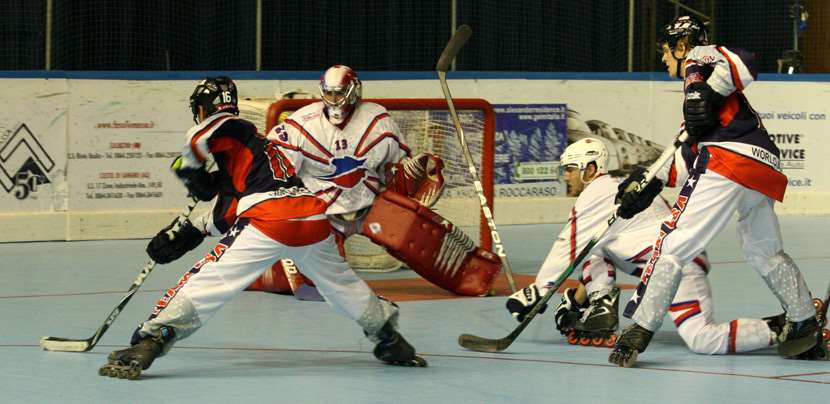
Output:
(99, 77), (426, 380)
(506, 138), (784, 355)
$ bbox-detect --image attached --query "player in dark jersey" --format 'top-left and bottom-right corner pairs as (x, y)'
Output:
(609, 16), (822, 367)
(99, 77), (426, 380)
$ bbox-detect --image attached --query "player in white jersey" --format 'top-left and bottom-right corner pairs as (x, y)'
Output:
(263, 65), (500, 297)
(99, 77), (426, 380)
(507, 138), (780, 354)
(609, 16), (822, 368)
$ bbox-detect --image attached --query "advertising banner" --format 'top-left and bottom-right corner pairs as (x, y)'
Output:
(0, 79), (68, 213)
(493, 104), (568, 198)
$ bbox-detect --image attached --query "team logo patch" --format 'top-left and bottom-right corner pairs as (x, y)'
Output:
(318, 156), (367, 188)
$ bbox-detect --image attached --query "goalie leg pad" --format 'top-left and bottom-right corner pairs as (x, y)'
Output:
(362, 190), (500, 296)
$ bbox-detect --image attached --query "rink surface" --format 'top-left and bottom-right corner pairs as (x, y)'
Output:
(1, 216), (828, 403)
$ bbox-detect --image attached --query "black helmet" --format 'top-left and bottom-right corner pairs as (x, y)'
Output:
(659, 15), (709, 49)
(189, 76), (238, 123)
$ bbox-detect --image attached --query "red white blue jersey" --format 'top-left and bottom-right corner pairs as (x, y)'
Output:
(180, 112), (327, 236)
(266, 101), (411, 215)
(682, 45), (787, 201)
(534, 175), (676, 290)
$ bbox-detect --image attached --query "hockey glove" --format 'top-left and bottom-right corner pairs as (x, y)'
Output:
(554, 288), (590, 334)
(683, 82), (726, 142)
(171, 156), (218, 202)
(506, 285), (547, 322)
(146, 218), (206, 264)
(615, 168), (664, 219)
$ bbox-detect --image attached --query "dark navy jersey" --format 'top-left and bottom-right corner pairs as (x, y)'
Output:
(180, 112), (327, 235)
(680, 45), (787, 201)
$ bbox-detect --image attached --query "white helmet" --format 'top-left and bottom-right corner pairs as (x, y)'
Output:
(560, 138), (609, 174)
(319, 65), (362, 125)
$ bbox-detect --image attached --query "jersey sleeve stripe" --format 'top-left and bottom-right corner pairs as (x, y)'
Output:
(569, 207), (577, 262)
(716, 47), (745, 91)
(285, 118), (333, 158)
(356, 132), (408, 158)
(190, 115), (233, 162)
(354, 113), (390, 156)
(728, 320), (738, 353)
(272, 139), (329, 164)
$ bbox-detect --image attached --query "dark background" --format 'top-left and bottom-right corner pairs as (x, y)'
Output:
(2, 0), (827, 72)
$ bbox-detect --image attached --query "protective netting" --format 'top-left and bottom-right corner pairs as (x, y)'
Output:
(3, 0), (827, 72)
(239, 98), (492, 272)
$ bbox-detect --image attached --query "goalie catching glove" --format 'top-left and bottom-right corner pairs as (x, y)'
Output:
(361, 190), (500, 296)
(146, 217), (206, 264)
(385, 153), (445, 207)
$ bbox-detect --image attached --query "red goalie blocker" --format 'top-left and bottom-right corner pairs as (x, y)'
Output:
(362, 190), (501, 296)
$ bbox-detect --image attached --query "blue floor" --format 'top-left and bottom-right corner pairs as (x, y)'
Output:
(1, 216), (828, 403)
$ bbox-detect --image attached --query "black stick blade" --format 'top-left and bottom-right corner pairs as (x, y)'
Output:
(458, 333), (513, 353)
(437, 25), (472, 72)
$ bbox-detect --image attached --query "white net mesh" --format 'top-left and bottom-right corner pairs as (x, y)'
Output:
(238, 98), (492, 272)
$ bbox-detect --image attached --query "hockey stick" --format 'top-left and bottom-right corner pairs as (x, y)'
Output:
(458, 132), (688, 353)
(437, 25), (518, 293)
(40, 195), (203, 352)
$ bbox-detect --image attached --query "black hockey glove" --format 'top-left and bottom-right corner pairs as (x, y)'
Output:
(615, 168), (664, 219)
(171, 157), (218, 202)
(506, 285), (547, 323)
(683, 82), (726, 142)
(554, 288), (589, 334)
(146, 218), (206, 264)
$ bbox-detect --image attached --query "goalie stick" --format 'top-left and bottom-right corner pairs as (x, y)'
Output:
(437, 25), (518, 293)
(40, 194), (203, 352)
(458, 132), (689, 353)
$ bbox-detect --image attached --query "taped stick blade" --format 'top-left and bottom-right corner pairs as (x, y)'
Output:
(457, 333), (510, 353)
(39, 336), (92, 352)
(437, 25), (472, 72)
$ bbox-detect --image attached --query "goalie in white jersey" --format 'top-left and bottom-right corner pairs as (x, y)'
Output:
(263, 65), (500, 297)
(507, 138), (783, 355)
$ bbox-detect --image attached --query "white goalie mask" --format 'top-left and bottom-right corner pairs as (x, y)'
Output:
(560, 138), (609, 175)
(319, 65), (362, 125)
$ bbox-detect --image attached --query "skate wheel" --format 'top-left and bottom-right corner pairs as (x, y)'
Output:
(822, 328), (830, 340)
(605, 335), (618, 348)
(813, 298), (824, 313)
(567, 331), (579, 345)
(591, 337), (605, 347)
(578, 336), (591, 346)
(98, 366), (108, 377)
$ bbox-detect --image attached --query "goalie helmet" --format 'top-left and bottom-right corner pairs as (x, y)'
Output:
(319, 65), (362, 125)
(189, 76), (238, 124)
(659, 15), (709, 49)
(560, 138), (609, 174)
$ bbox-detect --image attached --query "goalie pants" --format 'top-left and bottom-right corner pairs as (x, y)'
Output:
(624, 154), (814, 346)
(134, 217), (398, 344)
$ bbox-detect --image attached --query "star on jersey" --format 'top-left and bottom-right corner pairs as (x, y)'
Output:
(228, 226), (241, 238)
(318, 156), (367, 188)
(686, 177), (697, 189)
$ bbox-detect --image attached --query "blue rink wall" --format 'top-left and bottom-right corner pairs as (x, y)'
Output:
(1, 71), (829, 244)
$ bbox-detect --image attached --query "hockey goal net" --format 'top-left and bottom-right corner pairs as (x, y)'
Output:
(238, 97), (494, 272)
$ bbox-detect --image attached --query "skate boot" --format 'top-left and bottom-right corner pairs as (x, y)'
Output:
(789, 298), (830, 360)
(777, 316), (819, 357)
(372, 321), (427, 367)
(608, 323), (654, 368)
(99, 327), (174, 380)
(567, 288), (619, 348)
